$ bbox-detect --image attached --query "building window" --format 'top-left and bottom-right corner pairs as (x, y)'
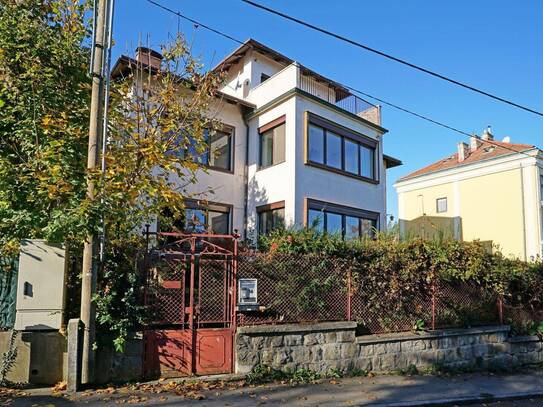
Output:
(176, 127), (233, 172)
(259, 116), (286, 168)
(257, 201), (285, 235)
(436, 197), (447, 213)
(305, 112), (378, 182)
(260, 73), (270, 84)
(306, 199), (379, 239)
(163, 201), (231, 235)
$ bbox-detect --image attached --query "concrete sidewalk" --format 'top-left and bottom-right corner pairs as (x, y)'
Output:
(8, 370), (543, 406)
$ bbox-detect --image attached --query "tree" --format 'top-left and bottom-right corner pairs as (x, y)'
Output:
(0, 0), (225, 347)
(0, 0), (90, 255)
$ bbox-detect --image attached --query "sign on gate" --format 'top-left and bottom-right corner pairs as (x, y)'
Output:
(143, 233), (237, 378)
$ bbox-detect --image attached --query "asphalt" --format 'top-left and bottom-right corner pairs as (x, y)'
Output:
(6, 370), (543, 406)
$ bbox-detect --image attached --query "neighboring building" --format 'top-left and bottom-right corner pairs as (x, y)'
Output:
(395, 127), (542, 260)
(113, 39), (401, 241)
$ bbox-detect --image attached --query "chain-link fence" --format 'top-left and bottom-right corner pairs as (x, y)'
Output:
(236, 253), (503, 334)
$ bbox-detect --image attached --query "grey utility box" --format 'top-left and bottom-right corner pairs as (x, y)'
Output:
(15, 240), (67, 331)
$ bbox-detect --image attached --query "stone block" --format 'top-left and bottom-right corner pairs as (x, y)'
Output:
(386, 342), (401, 353)
(284, 334), (303, 346)
(379, 354), (398, 371)
(355, 357), (372, 371)
(251, 336), (265, 350)
(359, 344), (374, 357)
(324, 332), (337, 343)
(312, 346), (324, 362)
(270, 335), (284, 347)
(323, 344), (342, 361)
(337, 330), (355, 343)
(374, 343), (387, 355)
(303, 334), (318, 346)
(274, 349), (291, 365)
(341, 343), (357, 359)
(413, 340), (426, 351)
(473, 344), (489, 358)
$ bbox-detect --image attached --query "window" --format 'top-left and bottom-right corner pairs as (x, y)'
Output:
(164, 201), (231, 234)
(257, 201), (285, 235)
(308, 124), (325, 164)
(259, 117), (286, 168)
(175, 127), (233, 171)
(326, 131), (342, 169)
(305, 112), (378, 181)
(260, 73), (270, 83)
(436, 198), (447, 213)
(306, 199), (379, 239)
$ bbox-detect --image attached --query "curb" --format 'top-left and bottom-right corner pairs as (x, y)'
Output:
(367, 390), (543, 406)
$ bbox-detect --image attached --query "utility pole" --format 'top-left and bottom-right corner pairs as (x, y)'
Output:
(81, 0), (108, 385)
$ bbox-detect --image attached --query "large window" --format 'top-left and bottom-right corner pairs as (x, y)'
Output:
(306, 199), (379, 239)
(163, 201), (231, 235)
(259, 116), (286, 168)
(257, 201), (285, 235)
(306, 112), (378, 181)
(178, 127), (233, 172)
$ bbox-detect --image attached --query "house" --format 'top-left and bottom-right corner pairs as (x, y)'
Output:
(394, 127), (542, 260)
(112, 39), (402, 241)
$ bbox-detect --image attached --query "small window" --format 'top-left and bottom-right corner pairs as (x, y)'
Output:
(436, 198), (448, 213)
(344, 139), (359, 174)
(174, 127), (233, 171)
(260, 122), (285, 168)
(326, 131), (342, 169)
(360, 144), (375, 179)
(260, 73), (271, 84)
(258, 205), (285, 235)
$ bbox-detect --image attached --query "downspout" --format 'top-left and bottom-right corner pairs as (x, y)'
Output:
(242, 114), (250, 241)
(520, 163), (528, 261)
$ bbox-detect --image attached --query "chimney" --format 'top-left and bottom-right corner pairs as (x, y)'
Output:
(135, 46), (163, 70)
(457, 142), (470, 162)
(482, 125), (493, 141)
(470, 134), (482, 152)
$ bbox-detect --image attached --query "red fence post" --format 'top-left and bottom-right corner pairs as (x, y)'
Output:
(346, 267), (352, 321)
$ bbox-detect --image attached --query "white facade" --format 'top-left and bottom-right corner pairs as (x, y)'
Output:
(129, 40), (400, 241)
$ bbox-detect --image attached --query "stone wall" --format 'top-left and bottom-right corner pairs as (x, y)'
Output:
(235, 323), (543, 375)
(0, 331), (66, 385)
(94, 333), (144, 384)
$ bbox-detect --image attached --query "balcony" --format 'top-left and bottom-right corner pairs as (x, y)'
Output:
(247, 63), (381, 126)
(297, 65), (381, 126)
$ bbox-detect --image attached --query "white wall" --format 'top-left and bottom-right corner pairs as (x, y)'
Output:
(245, 98), (297, 240)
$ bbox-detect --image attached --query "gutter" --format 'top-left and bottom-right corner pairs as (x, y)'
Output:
(242, 116), (250, 241)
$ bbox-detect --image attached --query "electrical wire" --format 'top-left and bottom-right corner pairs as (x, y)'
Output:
(143, 0), (537, 158)
(241, 0), (543, 118)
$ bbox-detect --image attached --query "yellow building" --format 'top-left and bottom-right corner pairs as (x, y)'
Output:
(394, 128), (541, 260)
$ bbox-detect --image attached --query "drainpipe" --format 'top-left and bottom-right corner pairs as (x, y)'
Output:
(242, 114), (250, 241)
(520, 164), (528, 261)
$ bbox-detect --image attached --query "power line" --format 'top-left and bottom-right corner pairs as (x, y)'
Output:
(145, 0), (244, 45)
(241, 0), (543, 118)
(143, 0), (536, 158)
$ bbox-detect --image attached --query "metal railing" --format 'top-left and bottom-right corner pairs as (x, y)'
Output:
(296, 66), (381, 124)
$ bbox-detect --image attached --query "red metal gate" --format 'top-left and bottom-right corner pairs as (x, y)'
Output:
(143, 233), (237, 378)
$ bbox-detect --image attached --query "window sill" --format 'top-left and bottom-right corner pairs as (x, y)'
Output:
(257, 160), (286, 172)
(206, 165), (234, 174)
(305, 161), (379, 184)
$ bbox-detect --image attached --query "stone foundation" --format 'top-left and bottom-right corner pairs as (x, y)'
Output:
(236, 323), (543, 375)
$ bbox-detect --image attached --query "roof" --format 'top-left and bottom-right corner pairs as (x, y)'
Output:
(111, 55), (256, 109)
(212, 38), (353, 101)
(397, 140), (537, 182)
(383, 154), (402, 169)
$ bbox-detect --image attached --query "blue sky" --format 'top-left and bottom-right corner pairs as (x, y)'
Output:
(113, 0), (543, 219)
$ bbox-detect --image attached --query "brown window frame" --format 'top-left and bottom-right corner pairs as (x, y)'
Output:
(305, 112), (379, 184)
(160, 199), (233, 235)
(256, 201), (285, 235)
(305, 198), (380, 238)
(258, 115), (286, 169)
